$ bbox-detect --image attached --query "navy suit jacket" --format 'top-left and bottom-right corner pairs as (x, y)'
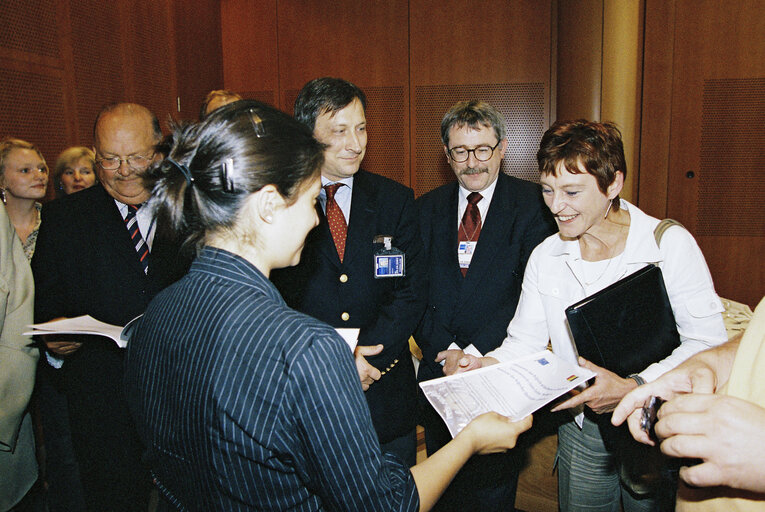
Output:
(272, 170), (426, 443)
(32, 184), (187, 326)
(415, 173), (556, 382)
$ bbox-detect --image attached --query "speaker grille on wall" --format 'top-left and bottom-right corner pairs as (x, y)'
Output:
(129, 3), (176, 127)
(414, 83), (545, 197)
(0, 67), (67, 169)
(284, 85), (408, 186)
(70, 0), (124, 146)
(0, 0), (60, 58)
(699, 78), (765, 237)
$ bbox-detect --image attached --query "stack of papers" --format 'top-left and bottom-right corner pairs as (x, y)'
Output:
(25, 315), (139, 348)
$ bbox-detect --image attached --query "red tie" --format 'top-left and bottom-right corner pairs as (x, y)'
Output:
(324, 183), (347, 262)
(458, 192), (482, 277)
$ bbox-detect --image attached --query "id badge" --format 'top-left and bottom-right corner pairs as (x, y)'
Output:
(457, 241), (478, 269)
(374, 235), (405, 278)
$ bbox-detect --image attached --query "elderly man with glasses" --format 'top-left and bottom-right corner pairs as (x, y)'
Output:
(414, 100), (555, 511)
(32, 103), (190, 511)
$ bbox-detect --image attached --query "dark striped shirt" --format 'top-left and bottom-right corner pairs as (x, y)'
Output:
(125, 247), (419, 511)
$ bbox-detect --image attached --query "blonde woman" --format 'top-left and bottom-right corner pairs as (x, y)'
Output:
(0, 138), (48, 259)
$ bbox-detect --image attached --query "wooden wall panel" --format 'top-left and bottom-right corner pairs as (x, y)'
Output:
(221, 0), (279, 107)
(126, 0), (178, 127)
(649, 0), (765, 306)
(410, 0), (553, 196)
(556, 0), (602, 121)
(175, 0), (224, 120)
(637, 0), (675, 219)
(276, 0), (410, 185)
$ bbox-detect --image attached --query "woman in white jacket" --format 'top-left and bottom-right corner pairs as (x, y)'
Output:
(454, 120), (728, 512)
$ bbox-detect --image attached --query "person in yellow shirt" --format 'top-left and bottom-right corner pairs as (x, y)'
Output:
(613, 296), (765, 510)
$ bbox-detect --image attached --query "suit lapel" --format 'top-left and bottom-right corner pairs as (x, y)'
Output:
(91, 187), (148, 278)
(458, 174), (518, 306)
(344, 171), (376, 267)
(310, 204), (342, 267)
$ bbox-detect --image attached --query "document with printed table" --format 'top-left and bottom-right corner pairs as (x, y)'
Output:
(420, 350), (595, 437)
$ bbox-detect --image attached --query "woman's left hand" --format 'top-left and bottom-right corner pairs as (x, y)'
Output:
(551, 357), (638, 414)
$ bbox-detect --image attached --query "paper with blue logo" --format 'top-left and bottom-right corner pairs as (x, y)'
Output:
(419, 349), (595, 437)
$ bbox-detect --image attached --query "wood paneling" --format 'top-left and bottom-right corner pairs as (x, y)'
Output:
(638, 0), (675, 218)
(221, 0), (278, 107)
(0, 0), (223, 167)
(556, 0), (602, 121)
(410, 0), (553, 195)
(641, 0), (765, 307)
(275, 1), (410, 184)
(175, 0), (224, 120)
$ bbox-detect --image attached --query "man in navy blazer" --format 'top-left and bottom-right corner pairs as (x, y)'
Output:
(415, 101), (555, 511)
(271, 78), (425, 466)
(32, 103), (188, 511)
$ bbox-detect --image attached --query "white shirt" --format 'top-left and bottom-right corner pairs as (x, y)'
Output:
(456, 176), (498, 231)
(114, 198), (156, 250)
(487, 200), (727, 383)
(320, 176), (354, 223)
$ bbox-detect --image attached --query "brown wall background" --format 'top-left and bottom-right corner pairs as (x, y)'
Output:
(0, 0), (762, 305)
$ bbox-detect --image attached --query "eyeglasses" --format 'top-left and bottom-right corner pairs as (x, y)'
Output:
(96, 152), (155, 171)
(447, 140), (501, 163)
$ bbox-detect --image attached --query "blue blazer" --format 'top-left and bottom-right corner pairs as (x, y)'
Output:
(415, 173), (556, 382)
(272, 170), (426, 443)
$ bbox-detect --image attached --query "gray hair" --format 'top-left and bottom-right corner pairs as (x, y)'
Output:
(440, 101), (506, 147)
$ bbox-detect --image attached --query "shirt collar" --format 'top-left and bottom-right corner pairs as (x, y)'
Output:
(457, 174), (499, 205)
(547, 200), (663, 264)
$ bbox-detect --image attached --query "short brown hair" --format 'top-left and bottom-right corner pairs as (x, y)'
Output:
(537, 120), (626, 210)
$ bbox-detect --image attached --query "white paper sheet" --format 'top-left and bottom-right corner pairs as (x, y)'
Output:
(420, 350), (595, 437)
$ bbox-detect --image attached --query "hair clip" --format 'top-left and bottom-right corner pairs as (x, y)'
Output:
(166, 157), (194, 186)
(222, 157), (236, 192)
(247, 108), (266, 138)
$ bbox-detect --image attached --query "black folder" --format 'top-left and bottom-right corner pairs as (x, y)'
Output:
(564, 264), (680, 377)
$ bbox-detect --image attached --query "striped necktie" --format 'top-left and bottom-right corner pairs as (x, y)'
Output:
(125, 204), (149, 274)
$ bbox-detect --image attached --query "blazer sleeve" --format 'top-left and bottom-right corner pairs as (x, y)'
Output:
(470, 196), (556, 355)
(0, 208), (37, 450)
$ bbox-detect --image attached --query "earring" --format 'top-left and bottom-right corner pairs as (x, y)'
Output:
(604, 198), (613, 219)
(265, 215), (273, 223)
(0, 188), (5, 204)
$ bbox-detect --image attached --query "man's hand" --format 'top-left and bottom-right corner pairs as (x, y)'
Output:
(435, 349), (465, 376)
(354, 344), (383, 391)
(552, 358), (636, 414)
(612, 346), (726, 444)
(42, 338), (83, 356)
(655, 393), (765, 493)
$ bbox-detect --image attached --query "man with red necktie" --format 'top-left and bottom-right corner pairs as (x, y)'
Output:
(415, 101), (556, 511)
(271, 77), (426, 467)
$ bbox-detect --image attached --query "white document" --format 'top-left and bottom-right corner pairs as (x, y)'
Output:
(25, 315), (129, 348)
(335, 328), (360, 351)
(420, 350), (595, 437)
